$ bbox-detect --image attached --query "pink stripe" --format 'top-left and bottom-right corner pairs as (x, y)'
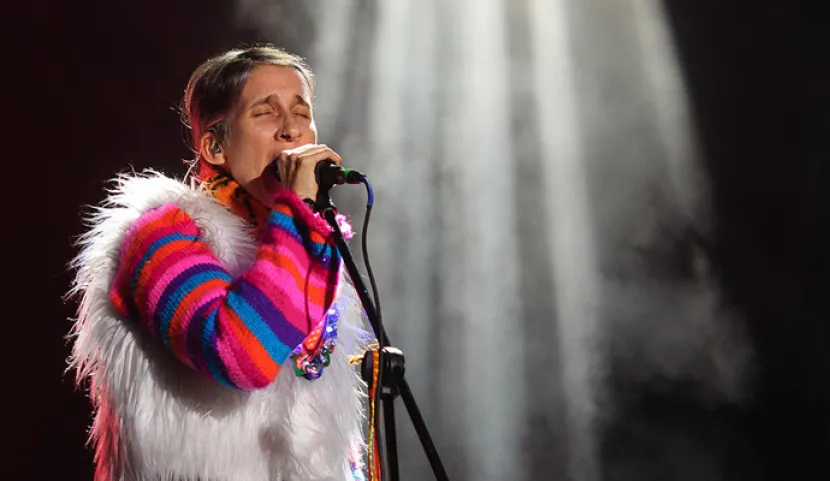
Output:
(249, 260), (328, 325)
(261, 223), (311, 260)
(214, 329), (255, 389)
(243, 267), (308, 330)
(129, 221), (200, 298)
(213, 311), (271, 388)
(130, 206), (197, 264)
(134, 240), (209, 308)
(135, 214), (196, 251)
(113, 207), (186, 291)
(260, 231), (306, 263)
(145, 252), (222, 314)
(141, 243), (211, 297)
(261, 242), (331, 290)
(221, 315), (276, 387)
(124, 204), (178, 243)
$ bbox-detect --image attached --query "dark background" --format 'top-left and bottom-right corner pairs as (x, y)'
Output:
(4, 1), (828, 479)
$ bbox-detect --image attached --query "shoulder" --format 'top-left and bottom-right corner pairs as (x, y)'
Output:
(75, 170), (203, 253)
(70, 171), (204, 287)
(98, 170), (204, 218)
(68, 171), (188, 291)
(69, 170), (255, 297)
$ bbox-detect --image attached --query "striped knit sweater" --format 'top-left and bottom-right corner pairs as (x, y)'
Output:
(109, 189), (341, 391)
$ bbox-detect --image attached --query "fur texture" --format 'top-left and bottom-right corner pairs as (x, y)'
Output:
(68, 171), (370, 481)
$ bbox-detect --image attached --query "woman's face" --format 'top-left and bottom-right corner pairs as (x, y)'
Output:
(204, 64), (317, 205)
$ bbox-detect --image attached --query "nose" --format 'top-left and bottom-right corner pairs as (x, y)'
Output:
(278, 117), (301, 142)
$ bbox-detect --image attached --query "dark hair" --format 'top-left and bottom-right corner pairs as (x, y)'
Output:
(181, 45), (315, 156)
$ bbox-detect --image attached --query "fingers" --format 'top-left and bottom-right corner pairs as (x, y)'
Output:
(294, 145), (341, 165)
(277, 151), (291, 188)
(275, 144), (342, 201)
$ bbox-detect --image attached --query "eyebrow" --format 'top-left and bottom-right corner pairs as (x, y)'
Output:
(248, 94), (311, 110)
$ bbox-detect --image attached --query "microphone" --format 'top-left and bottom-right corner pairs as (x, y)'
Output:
(267, 158), (365, 186)
(315, 160), (365, 186)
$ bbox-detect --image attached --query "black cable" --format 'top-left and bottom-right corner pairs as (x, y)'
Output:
(361, 182), (387, 481)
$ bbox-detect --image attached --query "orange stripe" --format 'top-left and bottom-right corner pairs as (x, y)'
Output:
(131, 206), (196, 255)
(133, 238), (211, 303)
(127, 213), (197, 281)
(109, 289), (128, 317)
(257, 247), (319, 291)
(139, 237), (210, 280)
(273, 203), (293, 216)
(308, 230), (327, 245)
(223, 307), (279, 381)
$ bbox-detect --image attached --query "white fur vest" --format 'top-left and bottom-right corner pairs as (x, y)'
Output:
(67, 171), (369, 481)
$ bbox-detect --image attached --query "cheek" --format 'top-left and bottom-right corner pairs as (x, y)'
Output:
(226, 143), (268, 183)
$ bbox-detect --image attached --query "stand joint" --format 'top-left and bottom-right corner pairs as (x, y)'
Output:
(361, 346), (406, 396)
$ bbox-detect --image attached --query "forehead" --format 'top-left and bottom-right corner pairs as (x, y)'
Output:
(237, 64), (311, 106)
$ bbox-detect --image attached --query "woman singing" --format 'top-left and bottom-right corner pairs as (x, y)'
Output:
(68, 45), (368, 481)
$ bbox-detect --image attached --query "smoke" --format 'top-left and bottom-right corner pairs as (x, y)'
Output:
(586, 0), (754, 408)
(233, 0), (321, 54)
(571, 2), (757, 478)
(231, 1), (757, 480)
(597, 196), (755, 406)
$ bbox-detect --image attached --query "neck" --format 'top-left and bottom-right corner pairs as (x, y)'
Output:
(198, 162), (271, 235)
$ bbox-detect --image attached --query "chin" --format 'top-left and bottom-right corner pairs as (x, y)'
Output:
(250, 188), (273, 206)
(249, 175), (277, 206)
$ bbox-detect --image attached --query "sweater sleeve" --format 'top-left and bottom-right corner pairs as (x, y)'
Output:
(109, 191), (341, 390)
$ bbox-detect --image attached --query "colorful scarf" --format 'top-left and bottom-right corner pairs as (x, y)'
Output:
(197, 162), (354, 240)
(199, 163), (272, 237)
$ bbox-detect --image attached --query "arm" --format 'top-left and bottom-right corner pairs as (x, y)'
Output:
(109, 191), (341, 390)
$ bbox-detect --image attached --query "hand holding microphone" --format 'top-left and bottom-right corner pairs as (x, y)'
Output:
(272, 144), (343, 201)
(271, 144), (365, 203)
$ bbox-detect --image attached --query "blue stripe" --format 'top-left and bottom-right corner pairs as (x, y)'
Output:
(155, 265), (232, 346)
(266, 211), (306, 244)
(267, 210), (333, 258)
(201, 310), (235, 389)
(186, 294), (222, 374)
(235, 277), (306, 348)
(226, 290), (292, 364)
(130, 233), (200, 294)
(319, 244), (340, 269)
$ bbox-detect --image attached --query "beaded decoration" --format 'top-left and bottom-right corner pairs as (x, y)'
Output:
(290, 304), (341, 380)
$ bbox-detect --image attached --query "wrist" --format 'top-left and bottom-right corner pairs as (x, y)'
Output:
(292, 187), (318, 203)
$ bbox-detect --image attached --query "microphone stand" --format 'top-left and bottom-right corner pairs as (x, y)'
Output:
(316, 185), (449, 481)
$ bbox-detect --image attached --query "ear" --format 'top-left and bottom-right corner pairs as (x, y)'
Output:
(199, 132), (225, 166)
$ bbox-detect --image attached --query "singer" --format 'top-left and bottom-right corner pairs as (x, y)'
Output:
(68, 45), (370, 481)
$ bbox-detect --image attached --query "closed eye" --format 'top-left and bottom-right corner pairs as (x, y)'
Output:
(252, 106), (275, 117)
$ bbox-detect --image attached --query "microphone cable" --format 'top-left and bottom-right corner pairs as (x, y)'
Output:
(358, 176), (387, 481)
